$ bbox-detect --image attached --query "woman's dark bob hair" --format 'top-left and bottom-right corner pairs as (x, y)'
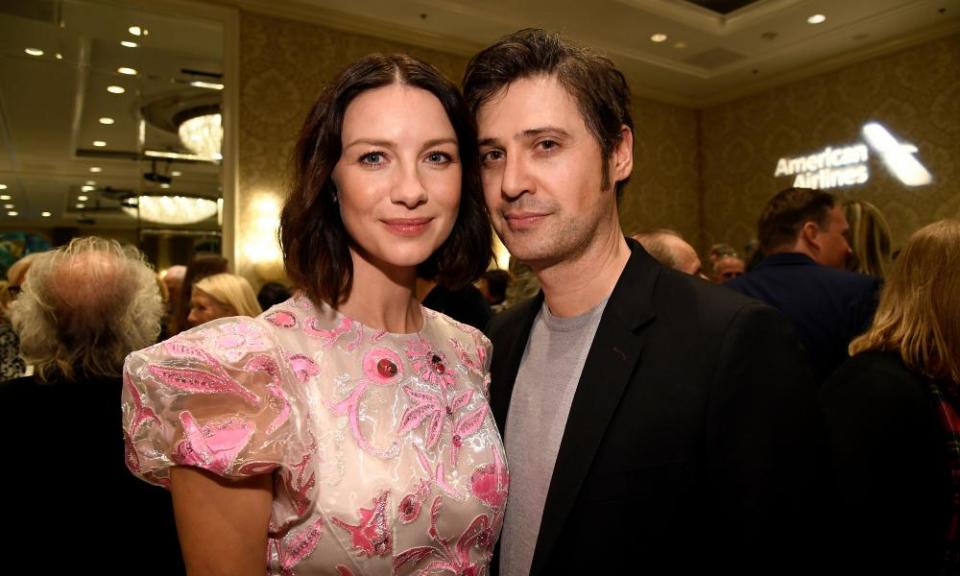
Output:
(280, 53), (492, 308)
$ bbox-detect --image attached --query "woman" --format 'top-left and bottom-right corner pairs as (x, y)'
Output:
(187, 272), (262, 328)
(843, 199), (892, 279)
(122, 54), (506, 575)
(822, 219), (960, 574)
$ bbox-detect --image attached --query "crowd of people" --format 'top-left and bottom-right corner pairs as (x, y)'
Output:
(1, 27), (957, 576)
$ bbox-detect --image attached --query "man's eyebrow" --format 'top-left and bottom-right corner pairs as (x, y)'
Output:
(478, 126), (571, 148)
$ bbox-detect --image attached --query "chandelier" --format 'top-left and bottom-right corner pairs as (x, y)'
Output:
(177, 112), (222, 160)
(122, 194), (219, 225)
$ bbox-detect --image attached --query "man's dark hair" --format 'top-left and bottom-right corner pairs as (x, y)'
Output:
(481, 269), (510, 305)
(462, 28), (634, 200)
(281, 53), (492, 308)
(758, 187), (837, 254)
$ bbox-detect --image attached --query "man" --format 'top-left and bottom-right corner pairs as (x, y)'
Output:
(632, 229), (704, 276)
(0, 237), (183, 574)
(726, 187), (881, 383)
(712, 253), (746, 282)
(464, 29), (823, 575)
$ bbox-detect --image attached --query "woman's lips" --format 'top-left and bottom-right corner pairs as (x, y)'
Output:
(382, 217), (433, 236)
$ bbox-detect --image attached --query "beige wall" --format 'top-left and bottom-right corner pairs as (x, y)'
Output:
(235, 12), (702, 283)
(700, 33), (960, 257)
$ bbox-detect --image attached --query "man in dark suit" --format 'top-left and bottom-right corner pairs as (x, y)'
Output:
(463, 29), (825, 575)
(726, 187), (881, 383)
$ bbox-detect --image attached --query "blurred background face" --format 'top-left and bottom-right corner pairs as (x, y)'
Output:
(187, 287), (236, 327)
(331, 83), (461, 274)
(817, 205), (854, 270)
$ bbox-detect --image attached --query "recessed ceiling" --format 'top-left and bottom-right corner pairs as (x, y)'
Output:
(0, 0), (223, 227)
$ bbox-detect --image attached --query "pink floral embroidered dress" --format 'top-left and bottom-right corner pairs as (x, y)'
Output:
(122, 293), (509, 575)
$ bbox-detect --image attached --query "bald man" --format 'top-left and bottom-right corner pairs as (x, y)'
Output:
(632, 230), (704, 277)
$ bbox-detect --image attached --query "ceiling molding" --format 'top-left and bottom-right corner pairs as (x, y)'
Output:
(614, 0), (806, 35)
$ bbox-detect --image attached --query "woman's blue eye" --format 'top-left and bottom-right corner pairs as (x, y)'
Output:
(427, 152), (452, 164)
(360, 152), (384, 165)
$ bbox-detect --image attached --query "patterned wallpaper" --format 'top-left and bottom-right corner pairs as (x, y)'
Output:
(235, 12), (702, 282)
(700, 33), (960, 257)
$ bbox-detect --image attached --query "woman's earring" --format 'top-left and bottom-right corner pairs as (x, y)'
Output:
(331, 183), (339, 204)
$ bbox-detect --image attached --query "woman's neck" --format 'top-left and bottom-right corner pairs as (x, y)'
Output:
(336, 246), (423, 334)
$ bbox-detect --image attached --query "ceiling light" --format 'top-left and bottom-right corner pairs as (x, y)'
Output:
(123, 195), (219, 225)
(178, 112), (223, 161)
(85, 180), (96, 186)
(160, 183), (171, 189)
(99, 117), (115, 125)
(121, 40), (138, 48)
(3, 204), (13, 209)
(171, 171), (182, 177)
(93, 140), (106, 147)
(807, 14), (826, 24)
(7, 211), (18, 217)
(55, 53), (63, 60)
(107, 85), (125, 94)
(0, 195), (9, 200)
(0, 184), (6, 190)
(24, 48), (43, 57)
(144, 150), (211, 161)
(674, 41), (687, 49)
(41, 212), (52, 217)
(90, 167), (102, 173)
(78, 195), (89, 201)
(650, 33), (668, 43)
(118, 67), (137, 75)
(81, 186), (95, 192)
(128, 26), (143, 36)
(189, 81), (224, 91)
(76, 203), (86, 209)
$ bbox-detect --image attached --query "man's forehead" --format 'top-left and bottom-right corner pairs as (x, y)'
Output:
(476, 74), (585, 134)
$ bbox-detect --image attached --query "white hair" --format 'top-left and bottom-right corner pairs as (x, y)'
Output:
(9, 237), (163, 382)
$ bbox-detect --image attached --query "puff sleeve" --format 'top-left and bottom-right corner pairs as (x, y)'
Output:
(121, 316), (316, 527)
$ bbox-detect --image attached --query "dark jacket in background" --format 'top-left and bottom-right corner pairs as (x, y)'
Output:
(821, 351), (951, 575)
(0, 372), (184, 574)
(725, 252), (881, 383)
(423, 283), (492, 332)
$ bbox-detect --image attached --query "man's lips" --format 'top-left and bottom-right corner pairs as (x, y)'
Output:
(382, 217), (433, 236)
(503, 212), (549, 229)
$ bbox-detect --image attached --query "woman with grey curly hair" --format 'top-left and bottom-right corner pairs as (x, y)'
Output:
(0, 236), (183, 574)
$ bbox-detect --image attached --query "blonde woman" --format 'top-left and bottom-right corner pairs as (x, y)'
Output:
(843, 199), (893, 279)
(186, 272), (262, 327)
(822, 219), (960, 574)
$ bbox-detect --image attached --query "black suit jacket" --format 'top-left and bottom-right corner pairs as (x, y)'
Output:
(488, 241), (825, 575)
(725, 252), (880, 383)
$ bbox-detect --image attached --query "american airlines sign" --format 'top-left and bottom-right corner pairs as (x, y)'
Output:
(774, 123), (932, 189)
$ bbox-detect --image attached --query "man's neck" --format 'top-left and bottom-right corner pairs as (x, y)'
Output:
(535, 228), (631, 318)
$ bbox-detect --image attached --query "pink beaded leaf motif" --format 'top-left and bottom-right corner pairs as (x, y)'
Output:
(173, 411), (256, 475)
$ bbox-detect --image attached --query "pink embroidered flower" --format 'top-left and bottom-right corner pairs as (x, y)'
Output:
(278, 517), (325, 574)
(330, 491), (392, 557)
(303, 315), (353, 346)
(173, 411), (255, 475)
(265, 310), (297, 328)
(362, 347), (403, 384)
(470, 447), (509, 509)
(202, 320), (269, 362)
(398, 385), (447, 449)
(406, 338), (456, 389)
(397, 493), (422, 524)
(288, 354), (320, 383)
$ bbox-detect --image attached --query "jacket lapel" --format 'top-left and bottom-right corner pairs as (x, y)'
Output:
(528, 240), (660, 576)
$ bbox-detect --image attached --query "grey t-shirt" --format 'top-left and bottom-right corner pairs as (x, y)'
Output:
(500, 297), (609, 576)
